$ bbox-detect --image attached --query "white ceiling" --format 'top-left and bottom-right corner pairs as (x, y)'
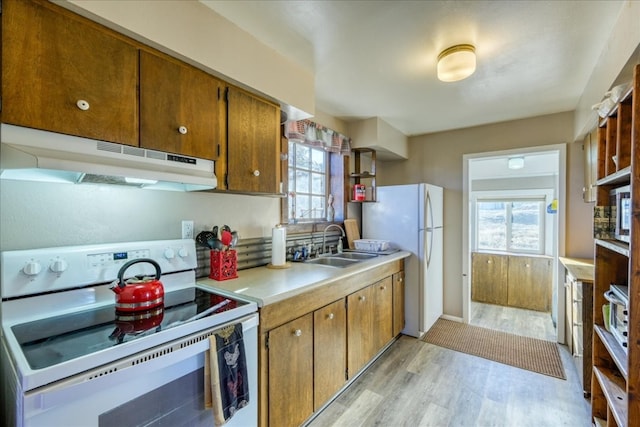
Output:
(201, 0), (625, 137)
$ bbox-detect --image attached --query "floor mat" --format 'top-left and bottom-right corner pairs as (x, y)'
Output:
(422, 319), (566, 380)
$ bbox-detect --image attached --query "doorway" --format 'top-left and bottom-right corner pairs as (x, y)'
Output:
(462, 144), (566, 343)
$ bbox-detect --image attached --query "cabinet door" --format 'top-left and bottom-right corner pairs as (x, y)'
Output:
(371, 277), (393, 352)
(140, 51), (223, 160)
(392, 271), (405, 336)
(471, 253), (508, 305)
(268, 314), (313, 427)
(347, 286), (373, 377)
(2, 0), (138, 146)
(313, 300), (346, 411)
(507, 256), (552, 311)
(226, 87), (280, 193)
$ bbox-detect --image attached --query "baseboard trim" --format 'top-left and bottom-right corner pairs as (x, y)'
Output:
(440, 314), (463, 323)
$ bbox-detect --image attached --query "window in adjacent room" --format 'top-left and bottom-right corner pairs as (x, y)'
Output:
(476, 198), (545, 254)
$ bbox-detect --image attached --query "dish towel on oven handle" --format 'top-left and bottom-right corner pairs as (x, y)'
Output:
(205, 323), (249, 425)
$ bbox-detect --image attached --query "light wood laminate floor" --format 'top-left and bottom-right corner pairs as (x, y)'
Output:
(470, 301), (557, 341)
(308, 304), (589, 427)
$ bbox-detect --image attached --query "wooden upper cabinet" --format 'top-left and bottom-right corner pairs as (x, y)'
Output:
(139, 51), (223, 160)
(226, 87), (281, 193)
(2, 0), (138, 145)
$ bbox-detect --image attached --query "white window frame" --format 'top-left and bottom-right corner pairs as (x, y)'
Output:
(287, 141), (329, 223)
(475, 197), (546, 255)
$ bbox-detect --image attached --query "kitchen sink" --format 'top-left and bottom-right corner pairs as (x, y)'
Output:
(332, 252), (378, 260)
(304, 257), (360, 268)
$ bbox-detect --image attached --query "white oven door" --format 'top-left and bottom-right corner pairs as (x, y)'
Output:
(21, 314), (258, 427)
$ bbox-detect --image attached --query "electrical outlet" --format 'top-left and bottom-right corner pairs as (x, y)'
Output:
(181, 220), (194, 239)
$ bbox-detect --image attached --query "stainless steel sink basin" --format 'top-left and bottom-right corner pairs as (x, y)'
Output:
(332, 252), (378, 260)
(304, 257), (360, 268)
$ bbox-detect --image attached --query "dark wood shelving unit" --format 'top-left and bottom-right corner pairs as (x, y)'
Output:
(349, 148), (376, 202)
(591, 64), (639, 427)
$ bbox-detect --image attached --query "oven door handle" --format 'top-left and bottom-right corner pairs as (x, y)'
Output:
(604, 290), (626, 306)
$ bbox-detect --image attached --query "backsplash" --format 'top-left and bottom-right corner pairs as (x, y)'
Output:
(195, 230), (343, 278)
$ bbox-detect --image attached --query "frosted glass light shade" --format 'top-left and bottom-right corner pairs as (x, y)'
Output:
(437, 44), (476, 82)
(508, 157), (525, 170)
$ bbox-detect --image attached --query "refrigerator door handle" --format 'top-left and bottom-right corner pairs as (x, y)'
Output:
(427, 229), (433, 268)
(426, 190), (434, 230)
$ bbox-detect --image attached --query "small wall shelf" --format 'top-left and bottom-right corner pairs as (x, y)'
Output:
(349, 148), (376, 202)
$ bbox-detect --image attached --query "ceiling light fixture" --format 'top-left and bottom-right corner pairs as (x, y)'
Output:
(508, 157), (525, 170)
(437, 44), (476, 82)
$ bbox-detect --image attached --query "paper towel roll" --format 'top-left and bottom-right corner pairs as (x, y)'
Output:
(271, 225), (287, 266)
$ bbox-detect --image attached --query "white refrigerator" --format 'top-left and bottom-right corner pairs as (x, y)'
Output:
(362, 184), (443, 338)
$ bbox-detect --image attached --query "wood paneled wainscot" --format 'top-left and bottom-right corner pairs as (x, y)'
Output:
(472, 252), (552, 312)
(259, 259), (404, 427)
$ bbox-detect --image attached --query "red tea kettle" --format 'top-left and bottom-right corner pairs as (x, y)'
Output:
(110, 258), (164, 312)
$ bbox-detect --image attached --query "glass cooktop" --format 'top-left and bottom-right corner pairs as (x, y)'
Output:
(12, 287), (248, 370)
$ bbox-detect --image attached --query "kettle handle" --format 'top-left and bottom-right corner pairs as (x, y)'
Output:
(116, 258), (162, 289)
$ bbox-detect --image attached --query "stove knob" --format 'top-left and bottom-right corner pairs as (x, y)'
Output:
(178, 247), (189, 258)
(50, 258), (68, 273)
(23, 261), (42, 276)
(164, 248), (176, 259)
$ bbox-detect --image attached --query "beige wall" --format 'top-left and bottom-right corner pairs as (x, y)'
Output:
(378, 111), (594, 318)
(0, 180), (280, 251)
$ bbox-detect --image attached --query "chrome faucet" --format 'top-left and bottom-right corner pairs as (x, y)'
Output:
(322, 224), (345, 255)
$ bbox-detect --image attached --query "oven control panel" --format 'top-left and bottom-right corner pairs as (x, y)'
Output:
(1, 239), (197, 299)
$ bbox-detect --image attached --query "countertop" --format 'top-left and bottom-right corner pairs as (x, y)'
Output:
(559, 257), (594, 283)
(197, 251), (411, 307)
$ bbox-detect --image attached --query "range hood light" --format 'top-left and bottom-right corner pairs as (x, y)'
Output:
(125, 177), (159, 185)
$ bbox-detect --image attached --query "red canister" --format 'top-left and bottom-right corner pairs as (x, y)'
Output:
(353, 184), (366, 201)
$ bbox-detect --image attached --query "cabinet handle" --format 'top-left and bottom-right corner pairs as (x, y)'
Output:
(76, 100), (90, 111)
(178, 126), (188, 135)
(253, 170), (261, 177)
(398, 277), (403, 282)
(487, 260), (492, 264)
(327, 313), (334, 320)
(380, 285), (386, 290)
(359, 296), (366, 302)
(293, 329), (302, 337)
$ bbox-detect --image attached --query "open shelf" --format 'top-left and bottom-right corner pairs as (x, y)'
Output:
(595, 239), (630, 257)
(595, 325), (628, 380)
(591, 64), (638, 427)
(596, 166), (631, 186)
(593, 366), (628, 427)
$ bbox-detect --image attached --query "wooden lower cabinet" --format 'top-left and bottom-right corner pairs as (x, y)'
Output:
(507, 256), (552, 311)
(471, 252), (508, 305)
(313, 300), (347, 411)
(471, 252), (552, 312)
(392, 271), (405, 336)
(347, 286), (373, 376)
(371, 277), (393, 353)
(267, 314), (313, 427)
(259, 259), (405, 427)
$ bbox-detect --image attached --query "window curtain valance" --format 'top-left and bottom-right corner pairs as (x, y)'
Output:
(285, 120), (351, 155)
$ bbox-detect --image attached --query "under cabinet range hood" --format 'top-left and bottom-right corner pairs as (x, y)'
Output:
(0, 124), (217, 191)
